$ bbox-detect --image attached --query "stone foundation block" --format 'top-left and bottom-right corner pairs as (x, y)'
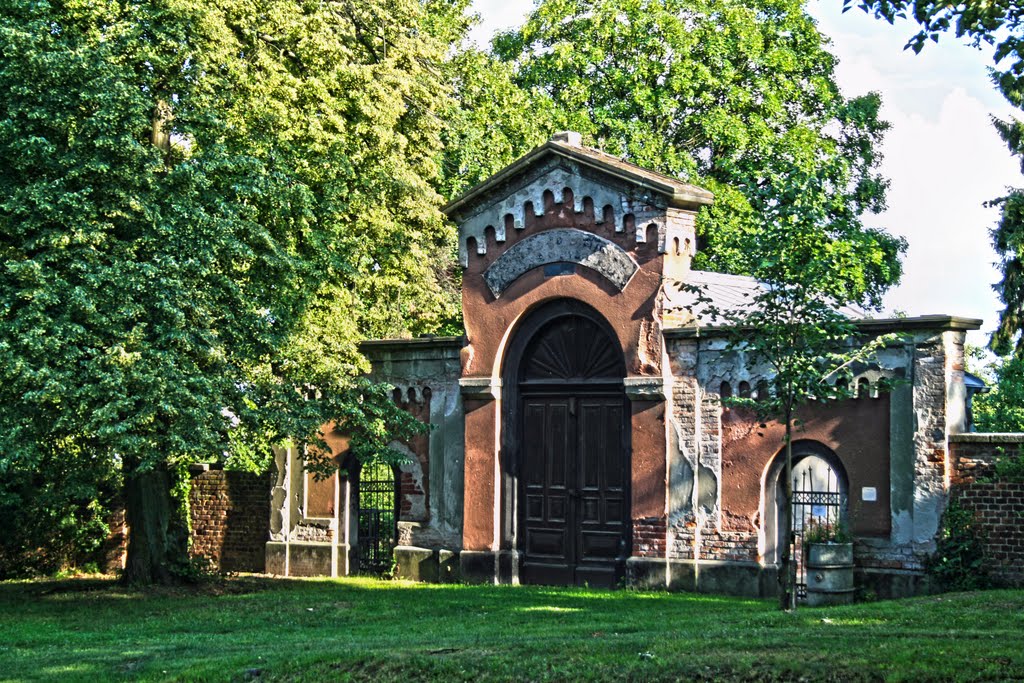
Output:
(855, 568), (935, 600)
(263, 541), (334, 577)
(265, 541), (287, 575)
(626, 557), (778, 598)
(438, 549), (460, 583)
(394, 546), (438, 582)
(458, 550), (519, 583)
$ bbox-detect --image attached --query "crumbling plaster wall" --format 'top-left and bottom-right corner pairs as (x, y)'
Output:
(663, 328), (968, 575)
(363, 339), (464, 550)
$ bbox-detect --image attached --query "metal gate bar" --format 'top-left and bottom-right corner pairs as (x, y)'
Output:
(358, 462), (398, 575)
(791, 467), (844, 601)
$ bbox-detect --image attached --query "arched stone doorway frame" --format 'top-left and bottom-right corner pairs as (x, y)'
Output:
(761, 440), (850, 566)
(499, 297), (631, 586)
(353, 459), (400, 576)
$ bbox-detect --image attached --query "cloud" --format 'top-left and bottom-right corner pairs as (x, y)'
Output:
(808, 1), (1020, 341)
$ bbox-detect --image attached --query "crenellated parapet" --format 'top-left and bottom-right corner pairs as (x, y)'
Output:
(447, 133), (711, 283)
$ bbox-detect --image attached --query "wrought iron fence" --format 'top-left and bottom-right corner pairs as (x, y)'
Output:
(790, 465), (845, 601)
(357, 462), (398, 575)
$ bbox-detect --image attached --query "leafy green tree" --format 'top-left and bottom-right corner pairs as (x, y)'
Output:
(988, 133), (1024, 355)
(968, 349), (1024, 433)
(0, 437), (121, 579)
(437, 46), (559, 201)
(0, 0), (453, 584)
(691, 169), (894, 609)
(493, 0), (906, 307)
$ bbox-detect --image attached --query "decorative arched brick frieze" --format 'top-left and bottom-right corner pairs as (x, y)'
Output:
(456, 165), (666, 267)
(483, 229), (639, 298)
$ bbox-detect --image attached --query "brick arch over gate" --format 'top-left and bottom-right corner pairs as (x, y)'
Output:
(501, 299), (630, 587)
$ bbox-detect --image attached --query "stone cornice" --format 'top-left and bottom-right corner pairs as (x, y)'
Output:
(624, 376), (666, 401)
(665, 315), (984, 339)
(459, 377), (502, 401)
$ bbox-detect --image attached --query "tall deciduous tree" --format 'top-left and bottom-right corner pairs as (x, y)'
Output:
(437, 45), (559, 201)
(493, 0), (906, 308)
(967, 347), (1024, 433)
(0, 0), (456, 583)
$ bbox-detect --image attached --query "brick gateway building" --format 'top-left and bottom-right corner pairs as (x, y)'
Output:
(261, 133), (984, 598)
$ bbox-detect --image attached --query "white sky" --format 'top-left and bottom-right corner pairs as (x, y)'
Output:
(468, 0), (1022, 348)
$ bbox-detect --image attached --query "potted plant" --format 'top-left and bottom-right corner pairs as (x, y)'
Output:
(802, 517), (855, 605)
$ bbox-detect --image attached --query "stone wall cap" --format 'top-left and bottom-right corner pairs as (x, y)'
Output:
(623, 376), (665, 387)
(189, 462), (225, 473)
(443, 140), (714, 217)
(950, 432), (1024, 443)
(459, 376), (502, 399)
(359, 336), (464, 351)
(624, 376), (666, 401)
(666, 314), (984, 339)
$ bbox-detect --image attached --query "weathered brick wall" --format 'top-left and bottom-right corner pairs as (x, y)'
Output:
(189, 467), (270, 572)
(669, 514), (759, 563)
(949, 435), (1024, 587)
(394, 386), (431, 523)
(632, 517), (667, 556)
(700, 524), (758, 563)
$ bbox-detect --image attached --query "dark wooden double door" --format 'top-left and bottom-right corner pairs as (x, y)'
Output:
(520, 391), (628, 588)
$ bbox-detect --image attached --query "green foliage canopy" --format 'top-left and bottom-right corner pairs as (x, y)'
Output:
(493, 0), (906, 308)
(968, 348), (1024, 432)
(0, 0), (457, 579)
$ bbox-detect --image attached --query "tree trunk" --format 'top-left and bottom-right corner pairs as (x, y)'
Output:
(778, 411), (796, 611)
(121, 463), (188, 585)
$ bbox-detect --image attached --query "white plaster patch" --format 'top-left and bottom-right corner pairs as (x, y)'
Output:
(391, 440), (427, 521)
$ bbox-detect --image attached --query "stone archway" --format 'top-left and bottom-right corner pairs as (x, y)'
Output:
(502, 299), (630, 587)
(763, 441), (849, 599)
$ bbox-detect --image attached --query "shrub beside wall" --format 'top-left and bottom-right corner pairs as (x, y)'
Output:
(949, 434), (1024, 587)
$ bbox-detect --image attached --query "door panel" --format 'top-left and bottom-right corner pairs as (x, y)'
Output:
(576, 398), (625, 587)
(522, 397), (574, 585)
(520, 394), (627, 588)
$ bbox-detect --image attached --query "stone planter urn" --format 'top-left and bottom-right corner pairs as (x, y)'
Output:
(805, 542), (855, 606)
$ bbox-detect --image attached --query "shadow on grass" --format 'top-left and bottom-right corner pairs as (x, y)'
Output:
(0, 577), (1021, 682)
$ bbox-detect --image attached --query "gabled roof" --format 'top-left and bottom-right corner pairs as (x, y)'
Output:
(664, 270), (985, 335)
(442, 132), (714, 217)
(664, 270), (868, 326)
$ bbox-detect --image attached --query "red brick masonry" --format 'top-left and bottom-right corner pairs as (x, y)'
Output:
(950, 434), (1024, 587)
(189, 466), (270, 573)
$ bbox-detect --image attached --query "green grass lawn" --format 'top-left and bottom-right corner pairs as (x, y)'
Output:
(0, 577), (1021, 682)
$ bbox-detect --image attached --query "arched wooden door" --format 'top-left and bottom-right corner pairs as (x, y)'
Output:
(508, 300), (629, 588)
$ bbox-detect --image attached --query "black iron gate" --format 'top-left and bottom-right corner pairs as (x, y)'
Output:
(358, 462), (398, 575)
(790, 465), (845, 601)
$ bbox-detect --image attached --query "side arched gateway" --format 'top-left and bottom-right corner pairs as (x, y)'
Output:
(763, 441), (849, 599)
(503, 299), (630, 587)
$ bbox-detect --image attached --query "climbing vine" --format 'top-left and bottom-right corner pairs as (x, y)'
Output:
(927, 500), (989, 591)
